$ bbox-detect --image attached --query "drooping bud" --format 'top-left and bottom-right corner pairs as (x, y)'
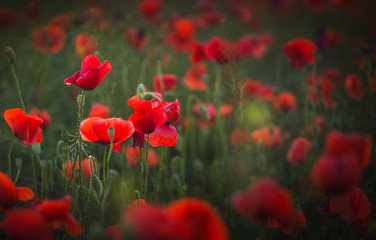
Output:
(15, 158), (23, 169)
(137, 83), (145, 99)
(32, 143), (41, 155)
(5, 46), (16, 64)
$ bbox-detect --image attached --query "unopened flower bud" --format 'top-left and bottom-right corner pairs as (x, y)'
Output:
(15, 158), (22, 169)
(137, 83), (145, 99)
(32, 143), (41, 155)
(40, 159), (47, 169)
(5, 46), (16, 64)
(143, 92), (154, 101)
(108, 127), (115, 139)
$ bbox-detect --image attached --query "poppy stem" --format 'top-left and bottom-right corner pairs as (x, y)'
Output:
(106, 138), (114, 186)
(139, 146), (144, 195)
(143, 134), (150, 199)
(103, 145), (108, 188)
(7, 137), (17, 177)
(30, 150), (39, 197)
(157, 55), (164, 94)
(152, 146), (166, 202)
(9, 64), (26, 112)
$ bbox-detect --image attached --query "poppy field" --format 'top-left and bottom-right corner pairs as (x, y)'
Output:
(1, 0), (376, 239)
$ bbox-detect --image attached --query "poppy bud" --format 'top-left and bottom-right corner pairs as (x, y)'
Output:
(143, 92), (155, 101)
(40, 159), (47, 169)
(108, 127), (115, 139)
(4, 46), (16, 64)
(137, 83), (145, 99)
(15, 158), (22, 169)
(32, 143), (41, 155)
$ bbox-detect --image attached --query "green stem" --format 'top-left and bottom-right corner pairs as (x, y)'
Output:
(152, 147), (166, 202)
(14, 166), (21, 184)
(106, 139), (113, 186)
(139, 146), (144, 195)
(10, 64), (25, 111)
(143, 135), (150, 199)
(31, 151), (38, 197)
(7, 138), (17, 177)
(157, 59), (164, 93)
(103, 145), (108, 188)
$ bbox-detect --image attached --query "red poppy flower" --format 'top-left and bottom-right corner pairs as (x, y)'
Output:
(1, 209), (53, 240)
(306, 73), (335, 108)
(165, 198), (229, 240)
(190, 43), (207, 63)
(229, 2), (258, 27)
(287, 138), (312, 164)
(323, 31), (342, 49)
(128, 100), (167, 134)
(325, 131), (371, 167)
(62, 157), (98, 180)
(75, 33), (98, 59)
(0, 172), (34, 209)
(196, 10), (224, 28)
(193, 102), (216, 128)
(162, 99), (180, 123)
(250, 127), (287, 148)
(273, 92), (297, 113)
(165, 19), (196, 52)
(242, 78), (275, 101)
(183, 64), (207, 91)
(4, 108), (43, 147)
(29, 107), (51, 130)
(205, 37), (241, 64)
(64, 55), (111, 90)
(124, 146), (159, 167)
(323, 69), (342, 83)
(197, 0), (215, 13)
(328, 187), (371, 222)
(345, 74), (364, 100)
(127, 91), (163, 110)
(268, 208), (306, 235)
(125, 28), (149, 50)
(31, 25), (66, 53)
(88, 103), (110, 118)
(31, 196), (83, 236)
(154, 74), (177, 93)
(231, 178), (294, 227)
(230, 128), (249, 146)
(0, 8), (17, 29)
(140, 0), (162, 24)
(80, 117), (135, 152)
(238, 34), (274, 59)
(149, 125), (178, 147)
(283, 39), (318, 68)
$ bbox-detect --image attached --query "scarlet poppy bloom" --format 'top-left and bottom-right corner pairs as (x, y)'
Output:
(139, 0), (162, 24)
(165, 19), (196, 52)
(62, 157), (98, 180)
(287, 138), (312, 164)
(242, 78), (275, 102)
(192, 102), (216, 127)
(165, 198), (229, 240)
(162, 99), (180, 123)
(250, 126), (287, 147)
(229, 2), (258, 27)
(75, 33), (98, 59)
(328, 187), (371, 223)
(31, 196), (83, 236)
(0, 8), (17, 29)
(0, 172), (34, 209)
(230, 128), (249, 146)
(80, 117), (135, 152)
(306, 73), (335, 108)
(149, 125), (178, 147)
(88, 103), (110, 118)
(273, 92), (297, 113)
(231, 178), (301, 232)
(205, 37), (241, 64)
(154, 74), (177, 93)
(267, 208), (306, 235)
(1, 209), (53, 240)
(125, 28), (149, 50)
(124, 146), (159, 167)
(325, 131), (371, 167)
(127, 91), (163, 110)
(128, 100), (167, 134)
(190, 43), (207, 63)
(4, 108), (43, 147)
(64, 55), (112, 90)
(29, 107), (51, 130)
(31, 25), (66, 53)
(283, 39), (318, 68)
(345, 74), (364, 100)
(183, 64), (207, 91)
(195, 10), (224, 28)
(238, 34), (274, 59)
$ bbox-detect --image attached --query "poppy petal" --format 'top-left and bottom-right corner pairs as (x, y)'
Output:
(17, 187), (35, 201)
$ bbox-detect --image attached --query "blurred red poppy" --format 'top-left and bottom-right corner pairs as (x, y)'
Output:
(125, 28), (149, 50)
(196, 10), (224, 28)
(62, 157), (98, 180)
(183, 64), (207, 91)
(29, 108), (51, 130)
(50, 13), (73, 31)
(88, 103), (110, 118)
(190, 43), (207, 63)
(32, 196), (83, 236)
(242, 78), (275, 102)
(124, 146), (159, 167)
(1, 209), (53, 240)
(287, 138), (312, 164)
(230, 128), (249, 146)
(154, 74), (177, 93)
(31, 25), (66, 53)
(283, 39), (318, 68)
(21, 1), (40, 22)
(345, 74), (364, 100)
(273, 92), (297, 113)
(250, 126), (287, 147)
(165, 198), (229, 240)
(140, 0), (162, 24)
(75, 33), (98, 59)
(128, 100), (167, 134)
(0, 172), (34, 209)
(80, 117), (135, 152)
(238, 34), (274, 59)
(165, 19), (196, 52)
(205, 37), (243, 64)
(4, 108), (43, 147)
(64, 55), (111, 90)
(0, 8), (17, 29)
